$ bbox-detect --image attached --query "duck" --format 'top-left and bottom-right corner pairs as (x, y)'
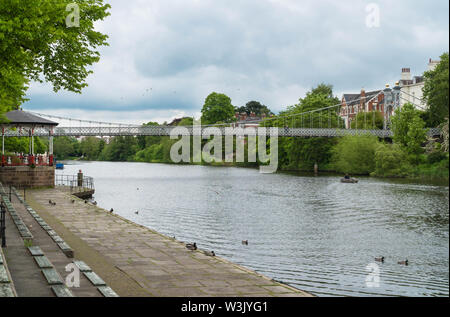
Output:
(398, 259), (409, 266)
(84, 200), (88, 204)
(186, 243), (197, 251)
(242, 240), (249, 245)
(204, 250), (215, 257)
(92, 201), (97, 206)
(135, 211), (139, 215)
(110, 208), (114, 213)
(375, 256), (385, 263)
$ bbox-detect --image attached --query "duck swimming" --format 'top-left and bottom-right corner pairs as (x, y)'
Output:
(242, 240), (249, 245)
(375, 256), (385, 263)
(398, 259), (409, 265)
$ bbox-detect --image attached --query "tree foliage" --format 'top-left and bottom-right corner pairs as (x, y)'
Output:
(391, 103), (427, 157)
(236, 101), (273, 116)
(422, 52), (449, 127)
(350, 111), (384, 129)
(201, 92), (235, 124)
(0, 0), (110, 114)
(330, 135), (379, 175)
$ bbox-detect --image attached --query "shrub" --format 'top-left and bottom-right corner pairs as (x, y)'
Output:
(330, 135), (379, 174)
(373, 143), (411, 177)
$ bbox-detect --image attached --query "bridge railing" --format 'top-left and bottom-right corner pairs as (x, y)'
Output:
(1, 154), (54, 167)
(4, 126), (442, 138)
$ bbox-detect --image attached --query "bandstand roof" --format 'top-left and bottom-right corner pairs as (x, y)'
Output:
(3, 110), (59, 127)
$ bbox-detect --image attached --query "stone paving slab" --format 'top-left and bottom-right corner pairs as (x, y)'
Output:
(84, 271), (106, 286)
(97, 286), (119, 297)
(34, 256), (54, 269)
(0, 265), (10, 283)
(74, 260), (92, 272)
(51, 285), (74, 297)
(0, 284), (15, 297)
(26, 188), (312, 297)
(41, 268), (64, 285)
(28, 246), (44, 257)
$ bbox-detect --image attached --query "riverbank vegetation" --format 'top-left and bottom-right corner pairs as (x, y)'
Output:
(52, 53), (448, 182)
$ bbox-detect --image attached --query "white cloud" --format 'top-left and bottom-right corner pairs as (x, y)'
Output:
(24, 0), (449, 122)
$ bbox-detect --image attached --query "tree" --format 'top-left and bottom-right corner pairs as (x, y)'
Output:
(0, 0), (110, 114)
(331, 135), (379, 175)
(350, 111), (384, 129)
(79, 136), (102, 160)
(201, 92), (235, 124)
(391, 103), (427, 157)
(53, 136), (78, 159)
(236, 101), (273, 116)
(422, 52), (449, 127)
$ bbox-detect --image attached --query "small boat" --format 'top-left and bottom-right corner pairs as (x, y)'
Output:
(341, 178), (358, 183)
(55, 163), (64, 170)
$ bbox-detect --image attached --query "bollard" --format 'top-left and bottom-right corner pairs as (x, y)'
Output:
(314, 162), (318, 175)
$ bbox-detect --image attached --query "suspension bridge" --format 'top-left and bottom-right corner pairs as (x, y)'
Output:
(2, 85), (441, 139)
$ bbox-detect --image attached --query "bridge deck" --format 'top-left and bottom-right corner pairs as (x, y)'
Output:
(4, 126), (442, 138)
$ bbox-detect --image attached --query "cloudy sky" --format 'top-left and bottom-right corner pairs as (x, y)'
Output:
(23, 0), (449, 125)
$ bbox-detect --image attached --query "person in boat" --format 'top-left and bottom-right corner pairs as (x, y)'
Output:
(344, 173), (350, 180)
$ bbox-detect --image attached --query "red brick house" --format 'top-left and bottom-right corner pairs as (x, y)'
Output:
(339, 89), (385, 128)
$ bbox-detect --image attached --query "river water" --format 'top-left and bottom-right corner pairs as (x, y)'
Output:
(57, 161), (449, 297)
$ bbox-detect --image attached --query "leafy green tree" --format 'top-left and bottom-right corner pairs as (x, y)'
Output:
(331, 135), (379, 175)
(99, 136), (137, 161)
(271, 84), (342, 171)
(53, 136), (77, 159)
(236, 101), (273, 116)
(0, 0), (110, 114)
(137, 122), (162, 150)
(80, 136), (103, 160)
(201, 92), (235, 124)
(373, 143), (410, 177)
(391, 103), (427, 158)
(422, 52), (449, 127)
(350, 111), (384, 129)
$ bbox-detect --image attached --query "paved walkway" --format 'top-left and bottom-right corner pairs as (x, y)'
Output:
(2, 203), (54, 297)
(26, 188), (311, 297)
(8, 194), (102, 297)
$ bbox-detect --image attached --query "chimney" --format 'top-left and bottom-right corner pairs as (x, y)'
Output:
(361, 88), (366, 97)
(401, 68), (411, 81)
(428, 58), (439, 71)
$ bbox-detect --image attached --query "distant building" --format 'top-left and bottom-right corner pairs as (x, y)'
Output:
(399, 58), (439, 109)
(339, 58), (440, 129)
(339, 89), (385, 129)
(233, 112), (267, 128)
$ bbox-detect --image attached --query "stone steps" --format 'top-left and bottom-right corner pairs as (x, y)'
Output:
(0, 249), (17, 297)
(13, 188), (74, 258)
(26, 246), (74, 297)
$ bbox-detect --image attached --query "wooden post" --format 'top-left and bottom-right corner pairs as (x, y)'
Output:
(314, 162), (318, 175)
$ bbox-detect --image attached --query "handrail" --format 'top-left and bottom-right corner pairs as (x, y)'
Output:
(55, 174), (94, 192)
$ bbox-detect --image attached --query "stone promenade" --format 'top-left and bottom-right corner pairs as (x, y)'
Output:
(25, 188), (311, 297)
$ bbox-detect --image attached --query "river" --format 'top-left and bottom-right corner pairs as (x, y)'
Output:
(57, 161), (449, 297)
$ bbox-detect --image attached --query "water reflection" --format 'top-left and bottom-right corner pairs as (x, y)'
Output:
(58, 161), (449, 297)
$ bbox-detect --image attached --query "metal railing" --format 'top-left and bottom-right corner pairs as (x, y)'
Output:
(55, 174), (95, 192)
